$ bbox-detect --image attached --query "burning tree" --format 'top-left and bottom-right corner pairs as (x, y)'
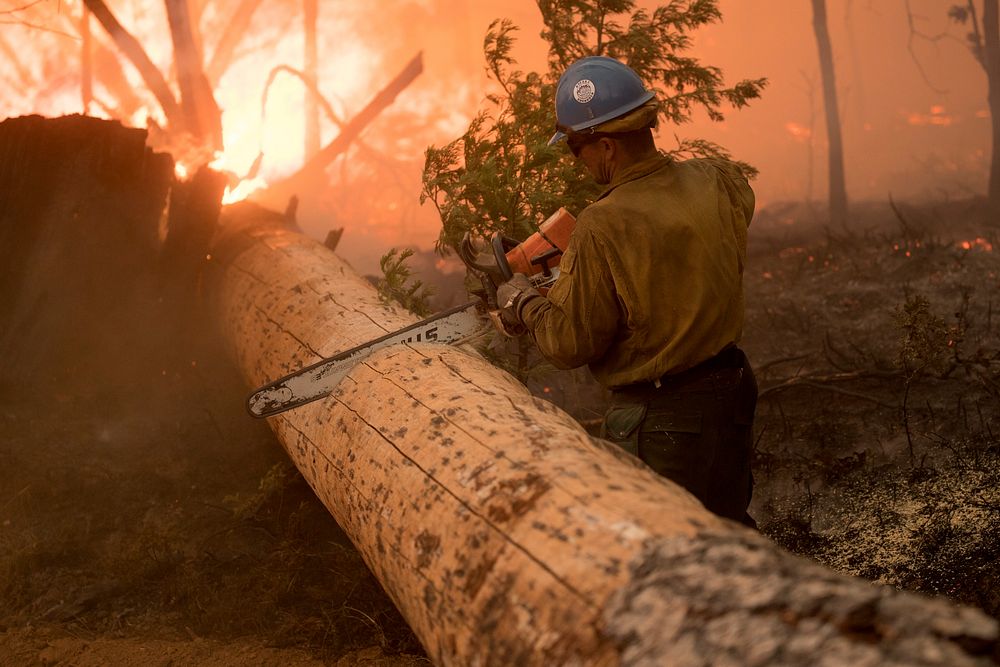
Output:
(421, 0), (767, 252)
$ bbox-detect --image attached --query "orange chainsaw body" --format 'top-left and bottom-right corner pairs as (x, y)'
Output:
(504, 207), (576, 293)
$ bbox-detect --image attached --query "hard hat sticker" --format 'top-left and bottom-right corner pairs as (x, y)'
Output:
(573, 79), (596, 104)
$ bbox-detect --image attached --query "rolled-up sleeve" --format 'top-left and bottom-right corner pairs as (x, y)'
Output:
(518, 223), (621, 369)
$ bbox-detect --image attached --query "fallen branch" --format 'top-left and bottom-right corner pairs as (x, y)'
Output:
(760, 369), (902, 406)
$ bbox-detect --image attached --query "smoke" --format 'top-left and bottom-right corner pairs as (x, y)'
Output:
(0, 0), (990, 273)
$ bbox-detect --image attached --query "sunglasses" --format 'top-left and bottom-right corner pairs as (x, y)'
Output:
(566, 134), (598, 158)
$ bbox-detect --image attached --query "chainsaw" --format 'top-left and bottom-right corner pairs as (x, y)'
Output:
(246, 208), (576, 418)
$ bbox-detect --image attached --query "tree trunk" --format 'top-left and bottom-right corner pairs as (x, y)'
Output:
(207, 203), (999, 667)
(83, 0), (184, 133)
(303, 0), (320, 160)
(811, 0), (849, 226)
(984, 0), (1000, 216)
(91, 37), (145, 120)
(164, 0), (223, 149)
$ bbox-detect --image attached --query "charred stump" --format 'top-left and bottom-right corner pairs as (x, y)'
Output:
(0, 115), (173, 386)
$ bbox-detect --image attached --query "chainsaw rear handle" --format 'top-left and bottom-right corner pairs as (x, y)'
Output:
(491, 233), (520, 282)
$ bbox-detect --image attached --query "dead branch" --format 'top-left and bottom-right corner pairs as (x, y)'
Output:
(754, 353), (813, 375)
(165, 0), (222, 148)
(781, 381), (899, 409)
(902, 0), (964, 93)
(90, 37), (144, 119)
(82, 0), (184, 131)
(759, 369), (902, 405)
(255, 52), (423, 206)
(205, 0), (264, 86)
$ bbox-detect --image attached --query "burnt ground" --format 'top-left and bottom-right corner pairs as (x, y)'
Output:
(1, 195), (999, 664)
(0, 285), (427, 664)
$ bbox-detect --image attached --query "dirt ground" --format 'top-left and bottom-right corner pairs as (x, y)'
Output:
(1, 196), (998, 664)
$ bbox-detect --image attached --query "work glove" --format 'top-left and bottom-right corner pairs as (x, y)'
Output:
(496, 273), (540, 335)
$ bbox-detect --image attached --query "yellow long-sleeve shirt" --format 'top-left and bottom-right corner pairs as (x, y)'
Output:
(520, 154), (755, 389)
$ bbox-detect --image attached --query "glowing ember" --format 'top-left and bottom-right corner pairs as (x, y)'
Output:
(906, 106), (955, 127)
(784, 121), (811, 142)
(958, 238), (994, 252)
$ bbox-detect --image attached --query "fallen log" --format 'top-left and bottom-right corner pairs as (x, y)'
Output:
(208, 202), (999, 666)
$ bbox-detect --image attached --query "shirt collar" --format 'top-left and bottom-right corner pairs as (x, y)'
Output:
(597, 154), (673, 201)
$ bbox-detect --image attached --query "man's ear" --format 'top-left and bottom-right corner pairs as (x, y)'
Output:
(598, 137), (617, 159)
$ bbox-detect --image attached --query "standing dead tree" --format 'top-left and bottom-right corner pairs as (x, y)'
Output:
(948, 1), (1000, 217)
(811, 0), (849, 226)
(165, 0), (223, 150)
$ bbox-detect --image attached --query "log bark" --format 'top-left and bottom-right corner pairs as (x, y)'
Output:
(208, 203), (999, 667)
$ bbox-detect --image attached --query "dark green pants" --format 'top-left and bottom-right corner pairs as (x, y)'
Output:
(601, 348), (758, 528)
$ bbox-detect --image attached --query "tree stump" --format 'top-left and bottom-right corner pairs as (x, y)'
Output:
(0, 115), (173, 385)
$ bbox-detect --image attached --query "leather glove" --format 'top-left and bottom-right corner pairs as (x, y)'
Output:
(496, 273), (540, 331)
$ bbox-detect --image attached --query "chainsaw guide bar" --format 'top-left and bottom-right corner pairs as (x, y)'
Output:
(247, 300), (484, 418)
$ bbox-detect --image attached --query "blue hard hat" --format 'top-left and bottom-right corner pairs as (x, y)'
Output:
(548, 56), (656, 146)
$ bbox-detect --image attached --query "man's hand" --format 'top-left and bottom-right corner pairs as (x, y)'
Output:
(496, 273), (540, 333)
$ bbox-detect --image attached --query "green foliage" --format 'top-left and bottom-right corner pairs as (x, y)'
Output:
(376, 248), (433, 317)
(421, 0), (766, 253)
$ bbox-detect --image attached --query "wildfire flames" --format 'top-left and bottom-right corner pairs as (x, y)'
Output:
(0, 0), (481, 270)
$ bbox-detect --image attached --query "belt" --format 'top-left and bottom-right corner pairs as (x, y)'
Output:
(611, 346), (747, 400)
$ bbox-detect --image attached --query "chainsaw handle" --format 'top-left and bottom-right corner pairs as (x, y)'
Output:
(491, 233), (519, 282)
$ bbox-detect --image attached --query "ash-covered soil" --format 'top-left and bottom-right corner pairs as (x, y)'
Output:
(742, 198), (1000, 618)
(1, 196), (998, 665)
(0, 291), (427, 664)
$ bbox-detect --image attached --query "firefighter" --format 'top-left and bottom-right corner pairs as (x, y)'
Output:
(497, 55), (758, 527)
